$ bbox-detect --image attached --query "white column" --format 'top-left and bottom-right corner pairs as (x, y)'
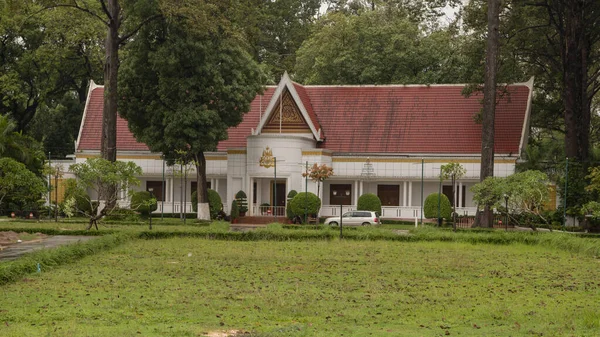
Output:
(403, 181), (407, 206)
(408, 181), (413, 207)
(458, 182), (463, 208)
(359, 180), (364, 197)
(249, 177), (254, 216)
(354, 180), (359, 206)
(215, 178), (219, 195)
(169, 178), (174, 203)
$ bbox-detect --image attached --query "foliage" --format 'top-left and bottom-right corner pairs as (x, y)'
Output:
(119, 13), (263, 218)
(356, 193), (382, 215)
(235, 190), (248, 214)
(230, 198), (239, 222)
(302, 163), (334, 182)
(296, 9), (477, 85)
(424, 193), (452, 220)
(60, 197), (76, 218)
(287, 189), (298, 220)
(208, 189), (223, 220)
(472, 170), (551, 223)
(70, 158), (142, 229)
(289, 192), (321, 218)
(0, 116), (46, 176)
(130, 191), (157, 216)
(440, 162), (466, 182)
(0, 157), (46, 212)
(103, 207), (140, 222)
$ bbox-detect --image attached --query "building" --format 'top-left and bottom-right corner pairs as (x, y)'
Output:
(70, 73), (534, 219)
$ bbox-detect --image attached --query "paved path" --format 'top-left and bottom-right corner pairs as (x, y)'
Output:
(0, 236), (97, 262)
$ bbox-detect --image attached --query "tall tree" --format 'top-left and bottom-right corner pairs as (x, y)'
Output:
(118, 15), (263, 220)
(476, 0), (500, 228)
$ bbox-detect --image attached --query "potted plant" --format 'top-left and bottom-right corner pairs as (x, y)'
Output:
(260, 202), (271, 215)
(230, 199), (239, 224)
(235, 190), (248, 217)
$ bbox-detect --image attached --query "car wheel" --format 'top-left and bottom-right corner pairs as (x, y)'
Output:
(361, 222), (370, 226)
(329, 221), (339, 226)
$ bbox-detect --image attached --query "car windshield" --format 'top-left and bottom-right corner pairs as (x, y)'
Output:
(342, 212), (352, 217)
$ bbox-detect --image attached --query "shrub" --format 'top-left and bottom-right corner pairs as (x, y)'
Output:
(104, 207), (140, 222)
(230, 199), (239, 222)
(424, 193), (452, 220)
(235, 190), (248, 214)
(287, 190), (298, 219)
(357, 193), (382, 215)
(192, 189), (223, 219)
(130, 191), (157, 216)
(289, 192), (321, 218)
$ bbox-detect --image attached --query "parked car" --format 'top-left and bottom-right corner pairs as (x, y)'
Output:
(324, 211), (380, 226)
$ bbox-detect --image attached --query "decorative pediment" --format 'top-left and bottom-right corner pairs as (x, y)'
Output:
(255, 72), (323, 140)
(263, 89), (311, 133)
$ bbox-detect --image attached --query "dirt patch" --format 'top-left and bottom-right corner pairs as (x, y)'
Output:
(0, 231), (48, 249)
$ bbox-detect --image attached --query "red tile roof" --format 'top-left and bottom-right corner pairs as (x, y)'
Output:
(77, 87), (149, 152)
(78, 82), (530, 155)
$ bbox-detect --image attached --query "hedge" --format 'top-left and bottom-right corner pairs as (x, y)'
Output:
(357, 193), (382, 215)
(424, 193), (452, 220)
(289, 192), (321, 218)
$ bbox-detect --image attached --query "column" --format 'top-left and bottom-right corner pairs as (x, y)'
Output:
(354, 180), (359, 206)
(403, 181), (407, 207)
(408, 181), (413, 207)
(249, 177), (254, 216)
(458, 182), (463, 208)
(215, 178), (219, 195)
(359, 180), (364, 197)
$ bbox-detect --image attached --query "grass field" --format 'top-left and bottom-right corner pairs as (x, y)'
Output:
(1, 237), (599, 336)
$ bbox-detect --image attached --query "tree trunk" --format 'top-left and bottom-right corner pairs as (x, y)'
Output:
(101, 0), (120, 163)
(195, 152), (210, 220)
(476, 0), (500, 228)
(562, 0), (590, 165)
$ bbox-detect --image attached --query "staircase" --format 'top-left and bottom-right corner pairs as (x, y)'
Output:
(237, 216), (288, 225)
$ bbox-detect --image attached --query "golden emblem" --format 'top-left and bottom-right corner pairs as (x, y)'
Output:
(259, 146), (275, 168)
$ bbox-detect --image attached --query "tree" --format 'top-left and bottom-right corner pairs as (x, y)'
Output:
(0, 115), (45, 176)
(69, 158), (142, 230)
(441, 162), (466, 230)
(0, 1), (103, 154)
(235, 190), (248, 215)
(0, 158), (46, 214)
(471, 170), (551, 228)
(118, 15), (263, 220)
(302, 163), (334, 200)
(424, 193), (452, 221)
(289, 192), (321, 222)
(474, 0), (501, 229)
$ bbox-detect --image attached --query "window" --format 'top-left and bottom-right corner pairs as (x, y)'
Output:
(146, 181), (164, 201)
(330, 184), (352, 205)
(377, 185), (400, 206)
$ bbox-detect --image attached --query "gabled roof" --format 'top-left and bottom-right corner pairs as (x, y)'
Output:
(76, 78), (533, 156)
(76, 81), (149, 152)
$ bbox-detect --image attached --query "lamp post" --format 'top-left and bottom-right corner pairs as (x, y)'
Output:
(504, 194), (509, 231)
(148, 187), (154, 230)
(421, 158), (424, 226)
(563, 157), (568, 229)
(436, 166), (442, 227)
(305, 161), (308, 224)
(274, 157), (277, 218)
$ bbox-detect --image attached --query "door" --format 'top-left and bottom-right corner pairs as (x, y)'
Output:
(271, 181), (286, 216)
(377, 185), (400, 206)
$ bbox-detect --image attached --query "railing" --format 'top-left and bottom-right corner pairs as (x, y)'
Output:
(252, 205), (286, 216)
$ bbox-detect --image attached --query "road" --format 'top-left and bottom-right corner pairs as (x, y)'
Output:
(0, 236), (97, 262)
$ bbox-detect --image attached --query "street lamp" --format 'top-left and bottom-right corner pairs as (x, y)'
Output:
(504, 194), (509, 231)
(148, 188), (154, 230)
(433, 166), (442, 226)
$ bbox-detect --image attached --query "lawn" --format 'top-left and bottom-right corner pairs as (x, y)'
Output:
(1, 237), (599, 336)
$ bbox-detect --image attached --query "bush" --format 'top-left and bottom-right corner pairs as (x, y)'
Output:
(424, 193), (451, 220)
(230, 199), (239, 222)
(105, 207), (140, 222)
(289, 192), (321, 218)
(357, 193), (382, 215)
(287, 190), (298, 219)
(235, 190), (248, 214)
(192, 189), (222, 219)
(130, 191), (157, 216)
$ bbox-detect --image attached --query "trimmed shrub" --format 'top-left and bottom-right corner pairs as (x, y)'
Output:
(130, 191), (157, 216)
(424, 193), (452, 220)
(357, 193), (382, 215)
(230, 199), (239, 222)
(289, 192), (321, 218)
(208, 189), (222, 219)
(235, 190), (248, 214)
(104, 207), (140, 222)
(287, 190), (298, 219)
(192, 189), (222, 219)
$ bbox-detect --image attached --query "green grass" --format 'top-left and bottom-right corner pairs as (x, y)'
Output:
(1, 238), (599, 336)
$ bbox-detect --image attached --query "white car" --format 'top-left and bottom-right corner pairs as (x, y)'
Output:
(324, 211), (380, 226)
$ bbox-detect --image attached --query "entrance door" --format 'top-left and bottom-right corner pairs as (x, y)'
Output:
(271, 181), (286, 216)
(377, 185), (400, 206)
